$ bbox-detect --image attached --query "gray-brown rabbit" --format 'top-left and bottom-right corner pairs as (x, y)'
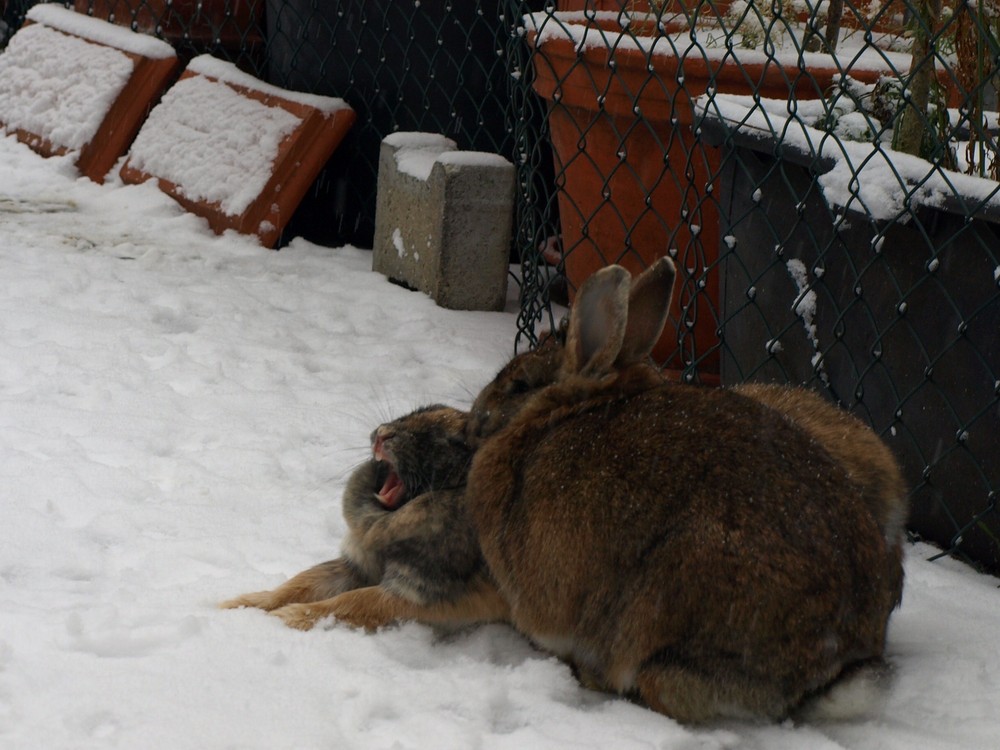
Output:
(221, 405), (508, 631)
(463, 260), (906, 723)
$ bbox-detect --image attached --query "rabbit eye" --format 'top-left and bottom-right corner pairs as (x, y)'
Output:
(509, 379), (531, 395)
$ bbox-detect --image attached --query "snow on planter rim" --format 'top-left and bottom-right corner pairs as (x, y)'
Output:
(699, 93), (1000, 222)
(26, 4), (175, 59)
(522, 10), (917, 74)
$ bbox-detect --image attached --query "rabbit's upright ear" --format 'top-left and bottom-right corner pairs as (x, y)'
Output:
(563, 265), (631, 377)
(616, 257), (676, 367)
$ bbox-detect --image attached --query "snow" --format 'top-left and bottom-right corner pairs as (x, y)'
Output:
(392, 227), (407, 258)
(2, 132), (1000, 749)
(523, 10), (916, 72)
(437, 150), (513, 169)
(389, 138), (512, 181)
(700, 94), (1000, 220)
(386, 132), (458, 181)
(125, 69), (304, 217)
(186, 55), (350, 115)
(0, 22), (134, 150)
(382, 132), (511, 181)
(123, 56), (350, 218)
(785, 259), (818, 340)
(785, 259), (828, 383)
(26, 4), (175, 59)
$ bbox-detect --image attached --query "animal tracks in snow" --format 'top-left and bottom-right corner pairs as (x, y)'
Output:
(0, 195), (77, 214)
(64, 610), (204, 659)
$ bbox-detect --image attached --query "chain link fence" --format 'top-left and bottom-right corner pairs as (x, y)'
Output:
(512, 1), (1000, 573)
(2, 0), (998, 571)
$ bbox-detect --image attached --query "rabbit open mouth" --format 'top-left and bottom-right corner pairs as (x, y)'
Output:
(375, 464), (407, 510)
(372, 438), (407, 509)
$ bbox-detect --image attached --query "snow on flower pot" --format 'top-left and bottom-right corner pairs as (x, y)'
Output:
(526, 9), (917, 380)
(119, 55), (356, 248)
(706, 104), (1000, 570)
(0, 4), (179, 183)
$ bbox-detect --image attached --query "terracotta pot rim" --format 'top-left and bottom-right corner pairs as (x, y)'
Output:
(526, 12), (907, 80)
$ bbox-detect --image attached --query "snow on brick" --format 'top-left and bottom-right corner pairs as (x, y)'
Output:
(120, 55), (356, 247)
(0, 6), (178, 182)
(0, 23), (134, 151)
(126, 73), (304, 218)
(27, 4), (174, 59)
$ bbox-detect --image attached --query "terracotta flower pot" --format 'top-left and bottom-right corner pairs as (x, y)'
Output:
(528, 12), (906, 380)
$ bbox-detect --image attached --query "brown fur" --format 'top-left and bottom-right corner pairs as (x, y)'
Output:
(733, 384), (909, 546)
(734, 383), (908, 611)
(465, 261), (906, 723)
(220, 558), (361, 613)
(467, 333), (565, 441)
(221, 405), (509, 631)
(264, 575), (508, 631)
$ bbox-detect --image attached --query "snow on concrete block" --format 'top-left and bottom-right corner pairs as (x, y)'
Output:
(119, 55), (356, 248)
(373, 132), (514, 311)
(0, 5), (179, 183)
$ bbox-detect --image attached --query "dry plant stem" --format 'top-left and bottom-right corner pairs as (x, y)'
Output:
(895, 0), (940, 157)
(802, 0), (840, 53)
(824, 0), (843, 53)
(956, 2), (997, 178)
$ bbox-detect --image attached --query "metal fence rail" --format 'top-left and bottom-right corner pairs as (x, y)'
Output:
(2, 0), (998, 571)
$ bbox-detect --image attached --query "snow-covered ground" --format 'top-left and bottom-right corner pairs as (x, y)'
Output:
(1, 133), (999, 750)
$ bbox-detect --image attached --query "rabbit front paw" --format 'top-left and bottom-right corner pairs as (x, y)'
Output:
(269, 589), (399, 631)
(269, 593), (390, 631)
(219, 591), (283, 611)
(270, 602), (333, 631)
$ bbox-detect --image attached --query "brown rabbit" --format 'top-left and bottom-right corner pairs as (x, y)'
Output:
(472, 260), (908, 572)
(221, 405), (508, 631)
(733, 383), (908, 586)
(463, 260), (905, 723)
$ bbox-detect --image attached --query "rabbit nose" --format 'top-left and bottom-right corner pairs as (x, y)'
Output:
(372, 426), (394, 461)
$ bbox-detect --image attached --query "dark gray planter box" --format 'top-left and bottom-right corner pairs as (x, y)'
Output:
(708, 125), (1000, 571)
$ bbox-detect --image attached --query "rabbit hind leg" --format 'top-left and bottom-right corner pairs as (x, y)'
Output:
(634, 661), (787, 724)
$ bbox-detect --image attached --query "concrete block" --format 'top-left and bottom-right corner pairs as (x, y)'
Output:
(373, 132), (514, 311)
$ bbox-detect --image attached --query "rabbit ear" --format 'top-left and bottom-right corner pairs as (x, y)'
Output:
(564, 265), (631, 377)
(616, 257), (677, 367)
